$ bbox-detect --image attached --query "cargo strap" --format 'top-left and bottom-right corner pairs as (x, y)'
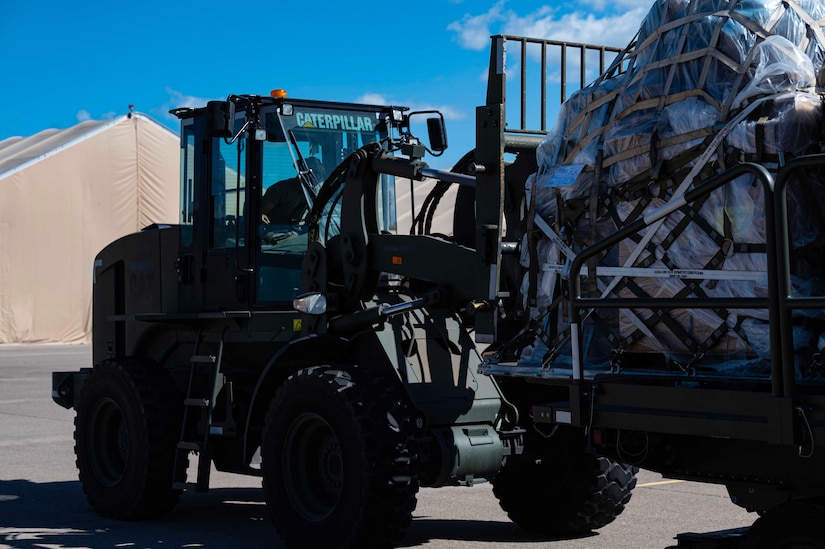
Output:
(525, 175), (540, 308)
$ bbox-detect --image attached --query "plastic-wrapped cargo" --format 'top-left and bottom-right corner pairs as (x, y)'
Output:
(519, 0), (825, 376)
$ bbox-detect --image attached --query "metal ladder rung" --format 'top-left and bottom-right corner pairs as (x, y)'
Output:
(208, 423), (235, 436)
(173, 481), (203, 491)
(177, 441), (201, 451)
(173, 329), (229, 493)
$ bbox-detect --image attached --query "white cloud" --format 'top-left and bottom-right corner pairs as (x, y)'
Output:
(158, 88), (217, 122)
(164, 88), (213, 111)
(356, 92), (466, 121)
(578, 0), (653, 12)
(503, 9), (646, 48)
(448, 1), (650, 51)
(447, 1), (505, 50)
(75, 109), (119, 123)
(408, 103), (465, 121)
(356, 92), (390, 105)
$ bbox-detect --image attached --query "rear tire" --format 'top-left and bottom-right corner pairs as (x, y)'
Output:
(262, 366), (419, 549)
(492, 428), (637, 534)
(74, 358), (184, 519)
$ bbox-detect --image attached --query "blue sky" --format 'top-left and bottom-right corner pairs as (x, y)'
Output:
(0, 0), (651, 170)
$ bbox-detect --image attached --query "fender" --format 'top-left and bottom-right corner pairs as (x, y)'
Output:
(243, 332), (352, 464)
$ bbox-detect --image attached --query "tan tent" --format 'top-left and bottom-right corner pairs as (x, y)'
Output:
(395, 177), (458, 236)
(0, 114), (180, 343)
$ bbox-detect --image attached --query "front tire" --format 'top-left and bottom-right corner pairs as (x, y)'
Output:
(262, 366), (419, 548)
(74, 358), (184, 519)
(492, 427), (637, 534)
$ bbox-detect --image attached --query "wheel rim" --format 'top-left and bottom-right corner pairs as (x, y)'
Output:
(88, 397), (129, 487)
(282, 412), (343, 521)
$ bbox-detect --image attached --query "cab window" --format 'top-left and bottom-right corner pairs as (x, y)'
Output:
(210, 136), (246, 249)
(179, 124), (196, 248)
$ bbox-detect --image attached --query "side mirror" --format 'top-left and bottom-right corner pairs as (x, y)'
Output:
(205, 101), (236, 138)
(426, 116), (448, 153)
(406, 110), (448, 155)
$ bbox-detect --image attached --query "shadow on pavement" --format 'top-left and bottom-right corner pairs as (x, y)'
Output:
(1, 479), (595, 548)
(403, 516), (597, 546)
(0, 479), (276, 548)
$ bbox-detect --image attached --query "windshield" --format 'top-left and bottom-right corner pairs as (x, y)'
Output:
(262, 105), (389, 193)
(259, 105), (397, 239)
(255, 103), (397, 304)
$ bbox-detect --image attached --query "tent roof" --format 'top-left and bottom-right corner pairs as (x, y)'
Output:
(0, 114), (177, 180)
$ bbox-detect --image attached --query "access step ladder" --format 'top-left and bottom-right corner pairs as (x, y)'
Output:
(172, 330), (236, 492)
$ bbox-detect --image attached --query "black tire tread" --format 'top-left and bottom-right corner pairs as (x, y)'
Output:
(262, 365), (419, 548)
(493, 450), (637, 535)
(74, 357), (184, 520)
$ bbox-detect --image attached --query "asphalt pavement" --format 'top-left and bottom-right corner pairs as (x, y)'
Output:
(0, 344), (756, 548)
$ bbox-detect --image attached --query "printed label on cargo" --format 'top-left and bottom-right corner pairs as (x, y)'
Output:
(544, 164), (584, 187)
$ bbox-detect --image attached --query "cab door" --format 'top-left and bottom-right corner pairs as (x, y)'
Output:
(254, 136), (307, 308)
(202, 132), (251, 311)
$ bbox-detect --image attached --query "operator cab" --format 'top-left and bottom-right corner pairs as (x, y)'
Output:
(172, 93), (404, 312)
